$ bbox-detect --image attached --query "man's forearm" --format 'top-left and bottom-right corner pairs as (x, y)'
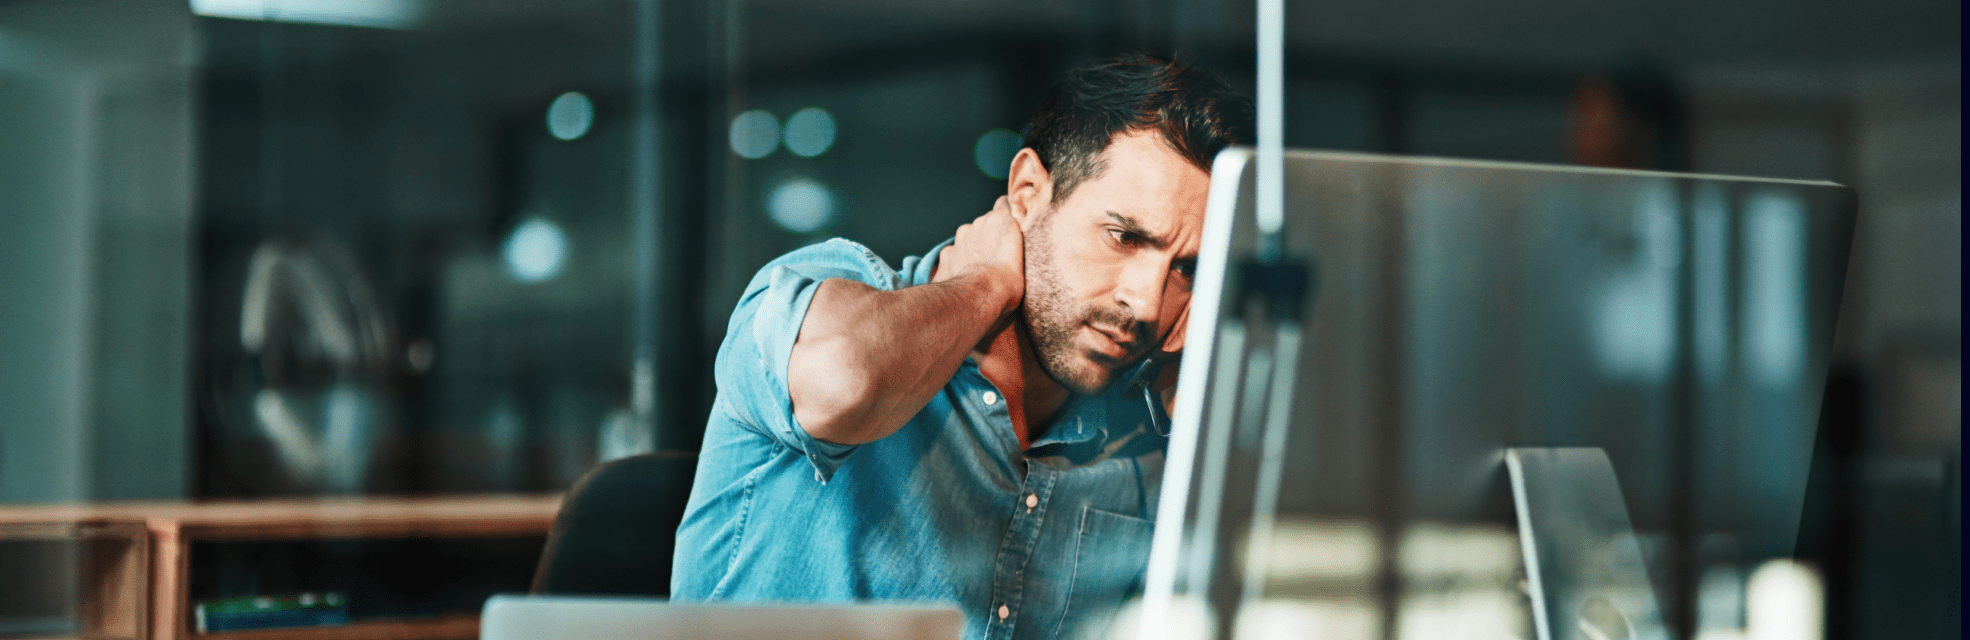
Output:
(788, 274), (1016, 445)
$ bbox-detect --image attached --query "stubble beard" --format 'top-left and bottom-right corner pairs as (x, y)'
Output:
(1019, 215), (1147, 396)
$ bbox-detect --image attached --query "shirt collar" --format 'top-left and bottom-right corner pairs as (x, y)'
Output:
(1030, 393), (1106, 447)
(902, 237), (953, 288)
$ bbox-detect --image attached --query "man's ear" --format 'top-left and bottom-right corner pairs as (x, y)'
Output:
(1006, 148), (1052, 231)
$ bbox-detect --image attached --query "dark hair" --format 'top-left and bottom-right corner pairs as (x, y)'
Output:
(1022, 53), (1254, 203)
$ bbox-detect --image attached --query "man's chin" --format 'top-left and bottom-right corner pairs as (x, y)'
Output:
(1040, 354), (1129, 396)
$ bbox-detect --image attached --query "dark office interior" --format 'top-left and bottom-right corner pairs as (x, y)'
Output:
(0, 0), (1956, 638)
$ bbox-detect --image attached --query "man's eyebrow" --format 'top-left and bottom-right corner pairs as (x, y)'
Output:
(1105, 211), (1170, 249)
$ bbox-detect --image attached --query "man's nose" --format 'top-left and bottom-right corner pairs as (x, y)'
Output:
(1114, 256), (1168, 328)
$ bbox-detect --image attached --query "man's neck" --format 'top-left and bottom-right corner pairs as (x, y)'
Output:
(973, 316), (1069, 451)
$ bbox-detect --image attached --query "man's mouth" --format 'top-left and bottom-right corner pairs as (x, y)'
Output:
(1087, 323), (1137, 360)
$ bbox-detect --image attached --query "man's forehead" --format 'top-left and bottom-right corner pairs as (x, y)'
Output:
(1088, 129), (1208, 183)
(1083, 132), (1208, 183)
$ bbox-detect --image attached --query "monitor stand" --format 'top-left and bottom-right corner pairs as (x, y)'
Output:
(1506, 448), (1670, 640)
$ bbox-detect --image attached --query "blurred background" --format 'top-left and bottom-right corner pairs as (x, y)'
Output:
(0, 0), (1955, 638)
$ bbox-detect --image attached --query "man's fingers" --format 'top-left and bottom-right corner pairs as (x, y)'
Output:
(937, 197), (1025, 305)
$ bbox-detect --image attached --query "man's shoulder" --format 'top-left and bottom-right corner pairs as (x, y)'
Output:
(769, 238), (889, 272)
(749, 238), (902, 292)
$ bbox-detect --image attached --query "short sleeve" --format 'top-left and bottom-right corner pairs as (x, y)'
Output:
(713, 238), (900, 481)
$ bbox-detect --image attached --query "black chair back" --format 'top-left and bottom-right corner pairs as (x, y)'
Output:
(531, 451), (698, 595)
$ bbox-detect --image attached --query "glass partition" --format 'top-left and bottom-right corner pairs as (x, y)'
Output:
(190, 2), (657, 496)
(7, 1), (1952, 638)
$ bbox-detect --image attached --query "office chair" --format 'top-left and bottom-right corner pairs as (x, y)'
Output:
(531, 451), (698, 596)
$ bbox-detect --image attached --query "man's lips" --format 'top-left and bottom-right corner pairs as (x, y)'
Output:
(1087, 323), (1137, 359)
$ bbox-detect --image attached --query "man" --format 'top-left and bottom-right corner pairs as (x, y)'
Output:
(673, 54), (1253, 640)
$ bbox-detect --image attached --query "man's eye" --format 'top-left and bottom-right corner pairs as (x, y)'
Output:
(1173, 260), (1197, 279)
(1109, 229), (1139, 246)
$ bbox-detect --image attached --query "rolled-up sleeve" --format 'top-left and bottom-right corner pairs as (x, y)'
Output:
(713, 239), (899, 481)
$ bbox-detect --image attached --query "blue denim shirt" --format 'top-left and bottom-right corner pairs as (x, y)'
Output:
(673, 238), (1171, 640)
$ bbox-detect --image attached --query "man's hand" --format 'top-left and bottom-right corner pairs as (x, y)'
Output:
(935, 196), (1025, 324)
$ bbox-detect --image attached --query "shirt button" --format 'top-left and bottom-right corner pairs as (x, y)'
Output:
(982, 391), (999, 406)
(997, 605), (1009, 620)
(1025, 494), (1038, 508)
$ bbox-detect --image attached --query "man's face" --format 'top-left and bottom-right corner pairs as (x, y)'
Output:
(1021, 128), (1210, 395)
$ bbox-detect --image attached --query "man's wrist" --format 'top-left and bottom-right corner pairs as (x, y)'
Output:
(975, 268), (1022, 321)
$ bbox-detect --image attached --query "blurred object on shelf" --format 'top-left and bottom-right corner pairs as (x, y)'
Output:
(203, 236), (400, 496)
(194, 591), (350, 633)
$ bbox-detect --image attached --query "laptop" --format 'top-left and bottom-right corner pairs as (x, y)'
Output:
(480, 595), (964, 640)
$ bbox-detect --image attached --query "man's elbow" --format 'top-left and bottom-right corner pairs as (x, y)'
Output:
(789, 341), (888, 445)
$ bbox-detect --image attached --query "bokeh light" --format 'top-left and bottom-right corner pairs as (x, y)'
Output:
(503, 217), (569, 283)
(729, 109), (780, 159)
(973, 128), (1024, 179)
(546, 91), (594, 141)
(784, 107), (838, 158)
(767, 177), (837, 233)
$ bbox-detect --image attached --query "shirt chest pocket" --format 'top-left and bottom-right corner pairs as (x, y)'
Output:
(1055, 506), (1152, 640)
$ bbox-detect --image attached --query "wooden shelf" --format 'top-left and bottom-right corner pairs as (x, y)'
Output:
(190, 615), (479, 640)
(0, 495), (562, 640)
(0, 495), (561, 539)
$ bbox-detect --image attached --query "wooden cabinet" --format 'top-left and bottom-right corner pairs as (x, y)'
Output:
(0, 519), (150, 640)
(0, 496), (561, 640)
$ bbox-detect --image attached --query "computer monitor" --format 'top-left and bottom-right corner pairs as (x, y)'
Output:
(1142, 149), (1856, 640)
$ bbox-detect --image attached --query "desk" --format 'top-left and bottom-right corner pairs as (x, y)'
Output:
(0, 495), (562, 640)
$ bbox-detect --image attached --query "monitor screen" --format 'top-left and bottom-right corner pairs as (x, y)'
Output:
(1143, 149), (1856, 640)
